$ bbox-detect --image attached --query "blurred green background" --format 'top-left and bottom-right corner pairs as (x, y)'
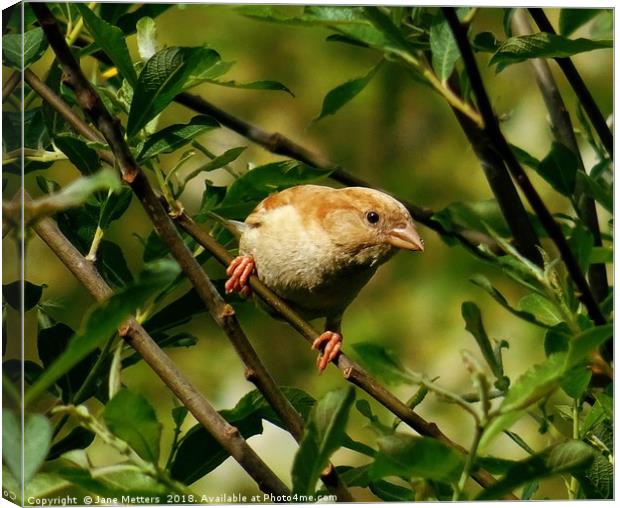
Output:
(4, 3), (612, 500)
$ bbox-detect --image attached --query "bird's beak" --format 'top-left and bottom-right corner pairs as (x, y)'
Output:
(387, 223), (424, 251)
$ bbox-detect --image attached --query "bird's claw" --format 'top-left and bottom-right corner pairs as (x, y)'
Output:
(312, 331), (342, 373)
(225, 255), (255, 297)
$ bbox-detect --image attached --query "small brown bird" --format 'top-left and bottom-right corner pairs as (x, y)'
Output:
(225, 184), (424, 372)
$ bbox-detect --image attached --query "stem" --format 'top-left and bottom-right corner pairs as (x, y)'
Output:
(453, 426), (483, 500)
(568, 400), (580, 499)
(442, 7), (606, 328)
(85, 225), (104, 261)
(528, 8), (613, 160)
(2, 70), (21, 102)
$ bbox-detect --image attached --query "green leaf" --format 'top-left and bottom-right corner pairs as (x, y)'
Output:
(37, 322), (98, 402)
(581, 452), (613, 499)
(3, 411), (52, 484)
(433, 199), (513, 238)
(99, 188), (133, 229)
(136, 17), (159, 62)
(103, 388), (162, 462)
(238, 6), (393, 51)
(96, 240), (134, 288)
(171, 387), (315, 484)
(76, 4), (138, 86)
(47, 426), (95, 460)
(568, 224), (594, 272)
(461, 302), (502, 379)
(204, 79), (293, 96)
(27, 168), (121, 220)
(518, 294), (563, 326)
(490, 33), (612, 72)
(186, 147), (246, 185)
(559, 9), (601, 36)
(470, 274), (548, 328)
(500, 353), (565, 413)
(143, 288), (207, 335)
(54, 135), (101, 175)
(534, 142), (578, 197)
(576, 171), (612, 213)
(25, 260), (180, 405)
(214, 161), (331, 220)
(370, 434), (464, 484)
(543, 323), (571, 357)
(480, 354), (567, 448)
(565, 324), (613, 369)
(137, 115), (220, 161)
(127, 47), (221, 137)
(351, 342), (414, 386)
(314, 62), (381, 121)
(476, 441), (595, 500)
(430, 11), (460, 82)
(2, 27), (48, 70)
(3, 280), (44, 311)
(292, 387), (355, 495)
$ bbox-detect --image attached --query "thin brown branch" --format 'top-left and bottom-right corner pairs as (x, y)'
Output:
(31, 2), (290, 495)
(2, 70), (21, 102)
(31, 214), (289, 496)
(174, 213), (514, 498)
(443, 7), (606, 328)
(528, 8), (613, 159)
(511, 10), (609, 305)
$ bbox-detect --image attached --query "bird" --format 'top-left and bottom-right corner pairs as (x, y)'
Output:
(224, 184), (424, 373)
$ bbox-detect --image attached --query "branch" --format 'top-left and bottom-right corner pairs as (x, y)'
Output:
(442, 7), (606, 327)
(2, 70), (20, 102)
(528, 8), (613, 160)
(31, 2), (291, 495)
(30, 4), (350, 499)
(31, 214), (289, 496)
(174, 213), (514, 498)
(511, 10), (608, 304)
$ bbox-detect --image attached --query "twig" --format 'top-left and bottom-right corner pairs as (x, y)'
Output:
(31, 214), (289, 496)
(528, 8), (613, 160)
(442, 8), (606, 327)
(511, 9), (609, 306)
(2, 70), (21, 102)
(174, 213), (514, 498)
(31, 3), (290, 495)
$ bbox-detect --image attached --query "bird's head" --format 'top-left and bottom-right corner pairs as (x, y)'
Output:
(318, 187), (424, 267)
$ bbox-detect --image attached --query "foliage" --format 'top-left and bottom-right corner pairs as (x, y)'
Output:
(2, 4), (612, 503)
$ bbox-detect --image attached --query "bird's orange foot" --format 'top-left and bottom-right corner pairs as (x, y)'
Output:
(312, 331), (342, 373)
(225, 255), (255, 297)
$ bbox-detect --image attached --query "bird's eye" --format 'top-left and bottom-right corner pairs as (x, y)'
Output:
(366, 211), (380, 224)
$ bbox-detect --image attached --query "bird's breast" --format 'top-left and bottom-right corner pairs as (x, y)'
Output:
(239, 205), (376, 318)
